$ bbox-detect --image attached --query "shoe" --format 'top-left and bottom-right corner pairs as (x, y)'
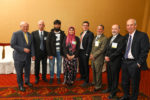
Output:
(108, 93), (116, 99)
(91, 82), (95, 86)
(49, 78), (53, 84)
(81, 82), (88, 87)
(94, 88), (101, 92)
(35, 78), (39, 84)
(19, 86), (26, 92)
(57, 78), (61, 84)
(102, 89), (111, 93)
(25, 82), (33, 87)
(118, 96), (130, 100)
(42, 78), (48, 82)
(77, 78), (84, 81)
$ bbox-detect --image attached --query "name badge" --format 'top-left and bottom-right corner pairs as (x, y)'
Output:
(44, 37), (47, 40)
(112, 42), (118, 48)
(95, 41), (99, 47)
(72, 41), (77, 45)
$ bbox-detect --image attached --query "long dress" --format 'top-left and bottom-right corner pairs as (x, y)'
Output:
(63, 43), (78, 85)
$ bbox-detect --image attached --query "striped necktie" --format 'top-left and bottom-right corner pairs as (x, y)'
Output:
(24, 32), (28, 44)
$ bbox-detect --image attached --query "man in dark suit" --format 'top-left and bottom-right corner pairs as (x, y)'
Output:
(78, 21), (94, 86)
(103, 24), (124, 99)
(10, 21), (35, 92)
(119, 19), (149, 100)
(32, 20), (48, 84)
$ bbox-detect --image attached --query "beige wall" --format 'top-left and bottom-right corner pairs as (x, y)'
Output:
(0, 0), (149, 67)
(0, 0), (147, 43)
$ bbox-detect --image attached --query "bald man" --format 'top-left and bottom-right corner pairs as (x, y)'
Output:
(103, 24), (124, 99)
(32, 20), (48, 84)
(10, 21), (35, 92)
(119, 19), (149, 100)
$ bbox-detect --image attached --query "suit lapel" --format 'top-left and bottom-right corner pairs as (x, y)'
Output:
(112, 34), (120, 43)
(131, 30), (138, 50)
(21, 31), (27, 45)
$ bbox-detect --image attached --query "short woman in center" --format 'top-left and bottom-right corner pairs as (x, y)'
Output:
(63, 27), (80, 86)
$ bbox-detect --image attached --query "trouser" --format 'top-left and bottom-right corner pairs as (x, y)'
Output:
(79, 50), (90, 83)
(122, 59), (141, 100)
(14, 59), (31, 87)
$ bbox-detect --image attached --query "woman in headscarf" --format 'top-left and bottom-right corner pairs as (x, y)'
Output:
(63, 27), (80, 86)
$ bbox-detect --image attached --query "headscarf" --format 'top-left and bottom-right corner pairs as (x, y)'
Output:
(66, 27), (76, 52)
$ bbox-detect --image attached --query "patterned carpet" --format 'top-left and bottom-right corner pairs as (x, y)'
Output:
(0, 69), (150, 100)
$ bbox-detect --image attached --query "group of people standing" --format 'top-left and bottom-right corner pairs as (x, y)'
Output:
(10, 18), (149, 100)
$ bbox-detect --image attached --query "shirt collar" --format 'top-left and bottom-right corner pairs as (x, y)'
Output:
(129, 30), (136, 37)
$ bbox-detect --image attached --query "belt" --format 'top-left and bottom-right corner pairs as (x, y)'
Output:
(123, 58), (136, 61)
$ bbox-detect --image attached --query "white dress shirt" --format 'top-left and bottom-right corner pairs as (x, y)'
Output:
(80, 31), (87, 49)
(127, 30), (136, 59)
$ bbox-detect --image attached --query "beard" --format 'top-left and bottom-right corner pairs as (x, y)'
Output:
(54, 27), (60, 32)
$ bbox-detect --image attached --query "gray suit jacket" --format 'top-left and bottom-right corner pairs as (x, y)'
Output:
(10, 30), (35, 62)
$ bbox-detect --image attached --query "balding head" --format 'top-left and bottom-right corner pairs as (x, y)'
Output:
(126, 18), (137, 34)
(112, 24), (120, 36)
(38, 20), (45, 31)
(20, 21), (29, 33)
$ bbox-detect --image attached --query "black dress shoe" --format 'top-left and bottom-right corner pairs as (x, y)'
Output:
(77, 78), (84, 81)
(108, 94), (116, 99)
(94, 88), (101, 92)
(19, 86), (26, 92)
(25, 82), (33, 87)
(35, 79), (39, 84)
(118, 96), (130, 100)
(81, 82), (88, 87)
(42, 79), (48, 82)
(102, 89), (111, 93)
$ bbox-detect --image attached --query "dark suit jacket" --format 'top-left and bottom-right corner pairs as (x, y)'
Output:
(63, 36), (80, 58)
(32, 30), (48, 57)
(105, 34), (124, 61)
(123, 30), (149, 70)
(80, 30), (94, 55)
(10, 30), (35, 62)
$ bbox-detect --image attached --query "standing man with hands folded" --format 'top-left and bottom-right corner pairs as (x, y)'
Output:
(10, 21), (35, 92)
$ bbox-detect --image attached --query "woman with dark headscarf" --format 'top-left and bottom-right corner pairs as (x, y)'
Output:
(63, 27), (80, 86)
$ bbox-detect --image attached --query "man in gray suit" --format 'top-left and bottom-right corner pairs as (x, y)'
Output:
(90, 25), (107, 91)
(10, 21), (35, 92)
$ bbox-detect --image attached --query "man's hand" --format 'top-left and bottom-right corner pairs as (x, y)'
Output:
(24, 48), (30, 53)
(32, 56), (35, 61)
(49, 56), (53, 60)
(105, 56), (110, 62)
(137, 63), (141, 68)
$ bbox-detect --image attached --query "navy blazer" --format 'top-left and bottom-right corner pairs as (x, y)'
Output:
(123, 30), (149, 70)
(10, 30), (35, 62)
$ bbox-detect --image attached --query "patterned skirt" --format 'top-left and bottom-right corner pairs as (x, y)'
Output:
(63, 57), (78, 84)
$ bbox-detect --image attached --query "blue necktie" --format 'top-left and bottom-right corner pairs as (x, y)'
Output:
(124, 35), (132, 59)
(40, 32), (44, 51)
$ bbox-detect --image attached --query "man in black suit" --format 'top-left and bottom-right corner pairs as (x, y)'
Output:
(78, 21), (94, 86)
(10, 21), (35, 91)
(103, 24), (124, 99)
(119, 19), (149, 100)
(32, 20), (48, 84)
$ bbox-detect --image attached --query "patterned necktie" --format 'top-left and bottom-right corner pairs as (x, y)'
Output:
(124, 35), (132, 59)
(40, 32), (44, 51)
(24, 32), (28, 44)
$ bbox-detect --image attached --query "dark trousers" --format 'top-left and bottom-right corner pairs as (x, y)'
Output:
(79, 50), (90, 83)
(122, 60), (141, 100)
(107, 61), (121, 95)
(14, 59), (31, 87)
(35, 55), (47, 80)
